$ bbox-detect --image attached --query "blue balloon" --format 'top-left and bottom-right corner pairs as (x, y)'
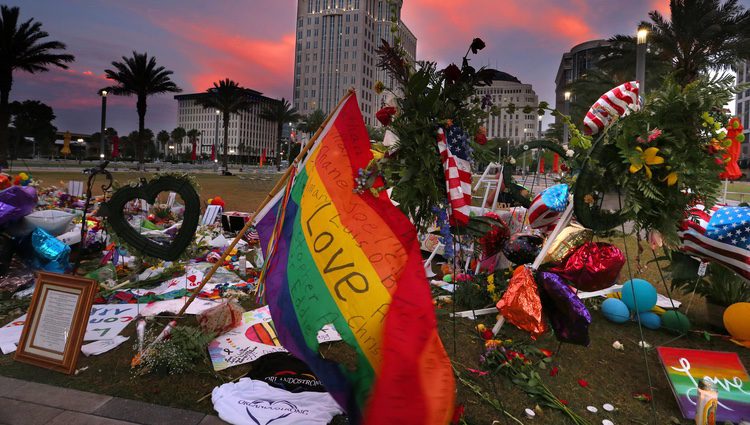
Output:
(637, 312), (662, 330)
(601, 298), (631, 323)
(621, 279), (657, 312)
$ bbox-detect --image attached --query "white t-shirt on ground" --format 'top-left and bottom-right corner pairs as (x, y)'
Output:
(212, 378), (343, 425)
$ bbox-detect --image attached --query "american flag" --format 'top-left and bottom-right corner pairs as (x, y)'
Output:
(678, 204), (750, 279)
(437, 127), (472, 226)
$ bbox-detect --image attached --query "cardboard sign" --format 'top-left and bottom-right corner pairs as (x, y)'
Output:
(208, 306), (341, 371)
(657, 346), (750, 422)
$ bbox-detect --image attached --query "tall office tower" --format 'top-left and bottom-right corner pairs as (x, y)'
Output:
(292, 0), (417, 126)
(554, 39), (610, 123)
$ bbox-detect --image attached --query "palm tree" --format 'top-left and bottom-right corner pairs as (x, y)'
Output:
(259, 97), (301, 171)
(599, 0), (750, 87)
(300, 109), (325, 135)
(195, 78), (255, 172)
(102, 52), (181, 166)
(187, 128), (200, 163)
(156, 130), (170, 159)
(171, 126), (186, 156)
(0, 5), (74, 166)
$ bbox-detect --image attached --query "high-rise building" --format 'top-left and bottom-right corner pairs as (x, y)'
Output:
(735, 61), (750, 164)
(174, 90), (278, 159)
(554, 39), (609, 121)
(292, 0), (417, 126)
(475, 70), (540, 145)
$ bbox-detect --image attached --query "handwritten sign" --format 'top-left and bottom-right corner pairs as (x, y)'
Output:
(657, 346), (750, 422)
(208, 306), (341, 371)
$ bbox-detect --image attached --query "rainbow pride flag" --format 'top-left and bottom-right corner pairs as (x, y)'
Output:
(255, 92), (455, 424)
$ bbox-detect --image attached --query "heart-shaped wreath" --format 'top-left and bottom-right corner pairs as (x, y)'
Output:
(99, 175), (200, 261)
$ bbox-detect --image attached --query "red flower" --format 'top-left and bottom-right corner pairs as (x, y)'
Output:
(540, 349), (554, 358)
(577, 379), (589, 388)
(550, 366), (559, 377)
(480, 329), (493, 340)
(443, 63), (462, 84)
(558, 399), (569, 406)
(376, 106), (397, 126)
(451, 404), (465, 425)
(633, 392), (652, 402)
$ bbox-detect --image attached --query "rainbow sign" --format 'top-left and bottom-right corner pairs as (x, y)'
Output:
(657, 346), (750, 422)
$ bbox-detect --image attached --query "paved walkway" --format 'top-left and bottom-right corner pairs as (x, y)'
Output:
(0, 376), (228, 425)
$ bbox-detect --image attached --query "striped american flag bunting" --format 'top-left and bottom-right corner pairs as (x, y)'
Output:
(437, 127), (472, 226)
(678, 204), (750, 279)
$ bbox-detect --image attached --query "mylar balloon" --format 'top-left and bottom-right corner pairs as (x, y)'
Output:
(551, 242), (624, 291)
(538, 271), (591, 346)
(496, 266), (547, 338)
(502, 233), (543, 265)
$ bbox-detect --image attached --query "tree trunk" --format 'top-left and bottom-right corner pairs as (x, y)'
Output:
(136, 95), (147, 167)
(222, 113), (229, 172)
(0, 74), (11, 168)
(276, 122), (283, 171)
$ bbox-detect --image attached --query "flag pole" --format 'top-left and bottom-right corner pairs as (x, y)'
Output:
(132, 89), (355, 367)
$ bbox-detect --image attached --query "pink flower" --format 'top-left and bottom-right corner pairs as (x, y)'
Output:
(467, 368), (489, 377)
(636, 136), (647, 144)
(648, 128), (662, 142)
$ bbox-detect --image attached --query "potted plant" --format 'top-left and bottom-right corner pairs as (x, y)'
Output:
(668, 251), (750, 330)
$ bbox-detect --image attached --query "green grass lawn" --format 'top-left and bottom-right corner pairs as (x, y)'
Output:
(27, 171), (279, 213)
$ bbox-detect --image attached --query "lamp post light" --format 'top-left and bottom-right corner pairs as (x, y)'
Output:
(99, 90), (107, 160)
(563, 90), (571, 146)
(168, 144), (174, 161)
(214, 110), (220, 170)
(636, 25), (649, 103)
(538, 115), (543, 138)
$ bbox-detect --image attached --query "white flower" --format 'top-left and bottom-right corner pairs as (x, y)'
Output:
(638, 340), (651, 349)
(509, 157), (517, 165)
(612, 340), (624, 351)
(566, 149), (575, 157)
(563, 144), (569, 151)
(523, 144), (529, 151)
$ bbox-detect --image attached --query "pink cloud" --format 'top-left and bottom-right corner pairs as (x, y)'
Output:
(650, 0), (671, 16)
(402, 0), (598, 59)
(149, 17), (295, 96)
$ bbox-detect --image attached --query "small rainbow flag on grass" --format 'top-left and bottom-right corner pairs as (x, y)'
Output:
(255, 92), (455, 424)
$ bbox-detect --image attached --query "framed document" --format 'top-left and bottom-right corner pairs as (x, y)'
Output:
(14, 272), (96, 374)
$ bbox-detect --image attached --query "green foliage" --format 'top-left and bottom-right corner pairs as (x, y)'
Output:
(9, 100), (57, 158)
(574, 75), (734, 242)
(375, 39), (494, 229)
(137, 325), (215, 375)
(667, 251), (750, 307)
(0, 5), (75, 165)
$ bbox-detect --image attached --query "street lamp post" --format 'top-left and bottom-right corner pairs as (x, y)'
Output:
(214, 110), (220, 171)
(563, 91), (571, 146)
(99, 90), (107, 160)
(538, 115), (543, 138)
(636, 25), (648, 103)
